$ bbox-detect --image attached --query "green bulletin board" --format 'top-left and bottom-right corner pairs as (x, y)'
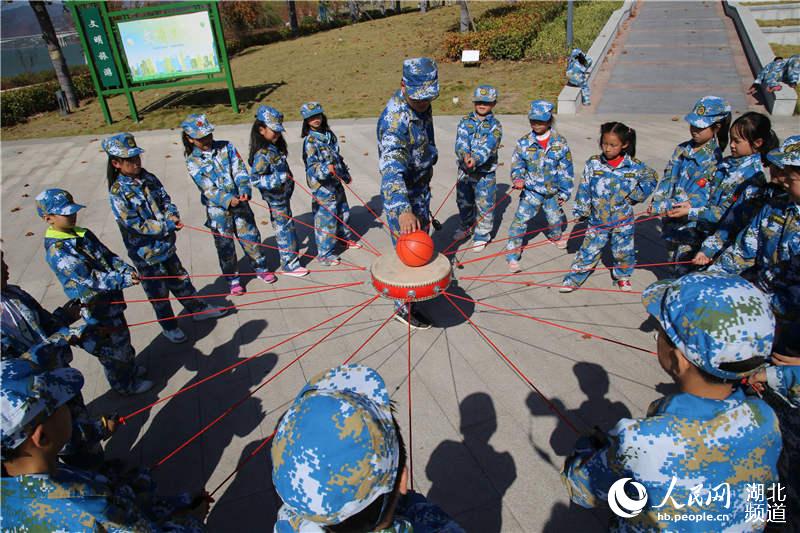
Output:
(67, 1), (238, 125)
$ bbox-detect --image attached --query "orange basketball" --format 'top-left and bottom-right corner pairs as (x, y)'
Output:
(396, 230), (435, 267)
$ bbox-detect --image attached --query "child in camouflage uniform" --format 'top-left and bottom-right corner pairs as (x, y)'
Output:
(561, 122), (657, 292)
(248, 105), (308, 277)
(566, 48), (592, 106)
(452, 85), (503, 253)
(563, 272), (781, 531)
(0, 358), (207, 531)
(650, 96), (730, 275)
(104, 132), (228, 345)
(505, 100), (574, 272)
(271, 363), (463, 532)
(300, 102), (361, 267)
(670, 112), (778, 265)
(36, 188), (152, 395)
(182, 113), (276, 296)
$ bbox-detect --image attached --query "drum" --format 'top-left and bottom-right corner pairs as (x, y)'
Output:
(370, 252), (451, 302)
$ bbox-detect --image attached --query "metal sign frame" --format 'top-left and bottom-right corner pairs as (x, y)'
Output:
(67, 0), (238, 124)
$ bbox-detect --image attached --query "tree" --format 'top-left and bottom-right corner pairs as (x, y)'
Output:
(287, 0), (298, 34)
(29, 1), (78, 109)
(458, 0), (474, 32)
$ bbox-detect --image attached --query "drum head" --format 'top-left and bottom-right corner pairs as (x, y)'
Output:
(371, 252), (451, 287)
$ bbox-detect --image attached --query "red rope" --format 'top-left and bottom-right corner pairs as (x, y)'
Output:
(444, 291), (656, 355)
(127, 282), (362, 328)
(459, 260), (692, 281)
(288, 176), (382, 256)
(249, 199), (379, 257)
(469, 278), (643, 295)
(431, 180), (458, 220)
(447, 214), (582, 256)
(342, 307), (400, 365)
(455, 213), (659, 268)
(118, 288), (371, 424)
(443, 294), (582, 435)
(208, 428), (278, 498)
(152, 295), (379, 468)
(441, 191), (514, 255)
(406, 301), (414, 490)
(339, 178), (394, 239)
(112, 283), (347, 305)
(139, 266), (365, 281)
(182, 224), (366, 271)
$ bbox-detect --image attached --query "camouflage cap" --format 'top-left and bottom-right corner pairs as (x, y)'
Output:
(528, 99), (554, 122)
(35, 188), (85, 218)
(101, 132), (144, 158)
(643, 272), (774, 380)
(684, 95), (731, 129)
(402, 57), (439, 101)
(472, 85), (497, 103)
(271, 364), (399, 528)
(1, 358), (83, 455)
(180, 113), (215, 139)
(255, 105), (285, 133)
(767, 134), (800, 168)
(300, 102), (325, 120)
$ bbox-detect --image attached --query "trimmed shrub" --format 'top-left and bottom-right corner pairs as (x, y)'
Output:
(441, 2), (566, 61)
(1, 75), (95, 126)
(526, 1), (623, 61)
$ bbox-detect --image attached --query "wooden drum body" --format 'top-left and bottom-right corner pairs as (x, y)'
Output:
(370, 252), (451, 302)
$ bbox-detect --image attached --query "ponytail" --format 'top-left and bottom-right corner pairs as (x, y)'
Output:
(106, 157), (120, 191)
(715, 114), (731, 151)
(600, 121), (636, 158)
(182, 132), (195, 157)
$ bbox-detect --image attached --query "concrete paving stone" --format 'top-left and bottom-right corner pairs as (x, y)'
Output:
(2, 111), (797, 530)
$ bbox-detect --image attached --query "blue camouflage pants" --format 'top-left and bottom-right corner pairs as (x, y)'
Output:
(386, 185), (431, 312)
(259, 183), (301, 271)
(80, 301), (138, 394)
(662, 221), (701, 276)
(562, 221), (635, 286)
(134, 254), (206, 331)
(456, 171), (496, 243)
(579, 82), (591, 105)
(506, 191), (565, 262)
(312, 183), (354, 259)
(207, 203), (269, 285)
(62, 393), (105, 468)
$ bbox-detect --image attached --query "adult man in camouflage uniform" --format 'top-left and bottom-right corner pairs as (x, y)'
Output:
(271, 363), (463, 532)
(453, 85), (502, 251)
(562, 272), (781, 531)
(0, 358), (206, 531)
(377, 57), (439, 329)
(183, 113), (273, 292)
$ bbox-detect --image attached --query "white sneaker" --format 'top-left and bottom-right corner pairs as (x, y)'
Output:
(452, 228), (470, 241)
(559, 284), (576, 293)
(193, 306), (230, 321)
(472, 241), (487, 253)
(508, 260), (521, 273)
(161, 327), (187, 344)
(282, 266), (309, 277)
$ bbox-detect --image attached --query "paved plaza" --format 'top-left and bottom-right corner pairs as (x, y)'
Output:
(2, 111), (796, 531)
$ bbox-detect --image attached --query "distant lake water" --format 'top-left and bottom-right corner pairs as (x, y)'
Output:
(2, 42), (86, 78)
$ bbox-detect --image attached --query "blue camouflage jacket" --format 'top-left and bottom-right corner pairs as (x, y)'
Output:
(0, 465), (202, 532)
(109, 171), (179, 266)
(712, 195), (800, 322)
(378, 90), (438, 215)
(562, 388), (781, 532)
(566, 50), (592, 86)
(185, 140), (252, 209)
(250, 144), (293, 194)
(302, 130), (349, 192)
(43, 227), (135, 317)
(1, 284), (76, 369)
(511, 130), (574, 201)
(688, 154), (766, 235)
(766, 365), (800, 408)
(573, 155), (657, 226)
(454, 112), (502, 175)
(784, 54), (800, 86)
(652, 139), (722, 242)
(755, 57), (787, 88)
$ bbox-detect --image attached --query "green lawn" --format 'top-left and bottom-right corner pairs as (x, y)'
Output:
(2, 3), (565, 140)
(757, 18), (800, 27)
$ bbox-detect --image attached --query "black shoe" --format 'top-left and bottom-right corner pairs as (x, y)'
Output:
(394, 307), (432, 330)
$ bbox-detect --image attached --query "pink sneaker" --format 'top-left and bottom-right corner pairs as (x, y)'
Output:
(617, 279), (632, 292)
(553, 237), (568, 249)
(230, 281), (245, 296)
(346, 240), (362, 250)
(508, 260), (521, 273)
(257, 271), (277, 284)
(281, 266), (309, 277)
